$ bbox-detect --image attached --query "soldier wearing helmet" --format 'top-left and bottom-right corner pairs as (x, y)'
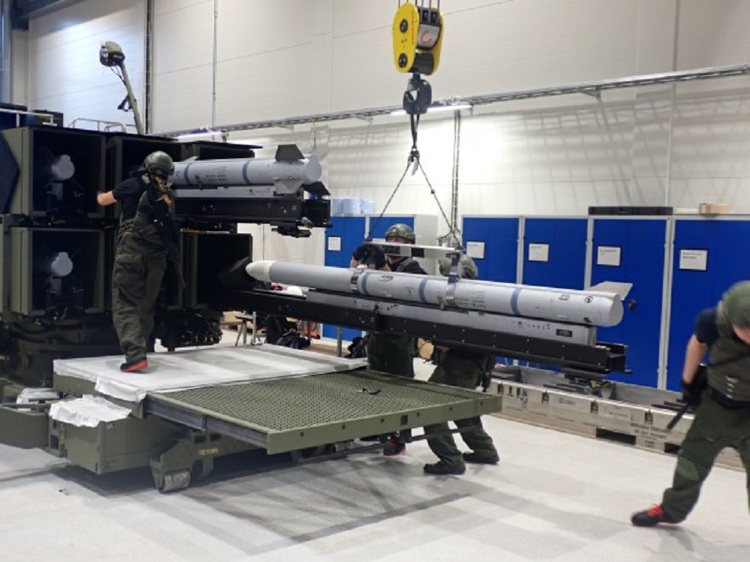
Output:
(423, 255), (499, 475)
(349, 222), (427, 456)
(632, 280), (750, 527)
(349, 223), (420, 272)
(97, 150), (179, 373)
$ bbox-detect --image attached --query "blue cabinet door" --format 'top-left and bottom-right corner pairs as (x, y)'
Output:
(591, 219), (667, 388)
(666, 219), (750, 390)
(523, 218), (587, 289)
(462, 217), (520, 282)
(323, 216), (367, 341)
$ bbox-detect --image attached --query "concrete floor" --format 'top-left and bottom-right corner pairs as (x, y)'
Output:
(1, 349), (748, 561)
(1, 412), (748, 561)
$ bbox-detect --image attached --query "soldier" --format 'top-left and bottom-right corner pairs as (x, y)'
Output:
(423, 255), (500, 475)
(97, 151), (179, 372)
(631, 281), (750, 526)
(350, 223), (427, 454)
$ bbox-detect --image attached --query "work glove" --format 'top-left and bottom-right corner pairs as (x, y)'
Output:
(352, 243), (370, 262)
(352, 243), (386, 269)
(681, 364), (708, 407)
(367, 245), (386, 269)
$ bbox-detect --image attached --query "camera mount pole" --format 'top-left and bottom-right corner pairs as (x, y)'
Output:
(99, 41), (145, 135)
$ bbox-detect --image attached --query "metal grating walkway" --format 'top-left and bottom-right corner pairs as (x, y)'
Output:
(146, 370), (502, 454)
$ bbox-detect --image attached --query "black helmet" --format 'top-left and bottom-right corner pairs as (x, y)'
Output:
(721, 281), (750, 327)
(438, 255), (478, 279)
(143, 151), (174, 177)
(384, 223), (416, 244)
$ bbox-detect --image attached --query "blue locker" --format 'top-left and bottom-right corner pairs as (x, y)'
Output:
(461, 217), (520, 282)
(523, 217), (588, 289)
(323, 216), (367, 341)
(665, 217), (750, 390)
(591, 218), (668, 388)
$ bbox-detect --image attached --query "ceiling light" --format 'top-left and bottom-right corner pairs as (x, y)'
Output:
(390, 103), (472, 116)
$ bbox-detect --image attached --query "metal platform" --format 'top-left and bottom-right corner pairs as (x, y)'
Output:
(30, 345), (503, 489)
(146, 369), (502, 454)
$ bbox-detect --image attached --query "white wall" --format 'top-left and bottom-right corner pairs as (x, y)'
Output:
(152, 0), (214, 132)
(10, 29), (28, 104)
(18, 0), (750, 255)
(28, 0), (145, 131)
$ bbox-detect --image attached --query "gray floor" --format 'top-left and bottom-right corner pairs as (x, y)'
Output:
(1, 357), (748, 561)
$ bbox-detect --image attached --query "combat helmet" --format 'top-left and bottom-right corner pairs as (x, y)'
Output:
(143, 151), (174, 177)
(721, 281), (750, 327)
(384, 223), (416, 243)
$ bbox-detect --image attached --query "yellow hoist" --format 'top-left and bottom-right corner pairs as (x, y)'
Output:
(369, 2), (458, 245)
(392, 0), (444, 119)
(390, 0), (444, 169)
(392, 0), (444, 77)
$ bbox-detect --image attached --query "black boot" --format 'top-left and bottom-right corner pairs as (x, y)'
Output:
(462, 452), (499, 465)
(423, 460), (466, 475)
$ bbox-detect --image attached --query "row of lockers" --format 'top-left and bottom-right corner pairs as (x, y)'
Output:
(324, 213), (750, 391)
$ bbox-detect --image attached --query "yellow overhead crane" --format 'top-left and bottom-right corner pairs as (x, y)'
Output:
(392, 1), (443, 119)
(392, 0), (444, 77)
(373, 1), (454, 243)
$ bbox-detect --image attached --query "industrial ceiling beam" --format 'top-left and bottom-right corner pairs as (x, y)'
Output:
(162, 63), (750, 137)
(12, 0), (85, 29)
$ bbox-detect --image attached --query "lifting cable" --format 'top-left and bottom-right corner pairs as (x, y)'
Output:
(368, 0), (460, 242)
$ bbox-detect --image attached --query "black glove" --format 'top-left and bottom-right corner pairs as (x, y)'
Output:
(681, 364), (708, 407)
(352, 243), (370, 262)
(367, 245), (386, 269)
(352, 243), (386, 269)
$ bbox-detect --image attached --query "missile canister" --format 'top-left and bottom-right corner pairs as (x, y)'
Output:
(246, 261), (623, 327)
(171, 154), (321, 188)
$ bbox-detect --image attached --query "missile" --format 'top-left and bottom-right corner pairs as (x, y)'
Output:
(306, 290), (599, 346)
(171, 145), (322, 194)
(245, 261), (624, 327)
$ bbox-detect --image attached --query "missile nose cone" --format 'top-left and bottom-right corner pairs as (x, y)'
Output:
(245, 260), (274, 282)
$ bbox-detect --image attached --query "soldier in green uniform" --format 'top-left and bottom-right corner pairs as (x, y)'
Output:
(97, 151), (179, 373)
(632, 280), (750, 526)
(350, 223), (426, 454)
(350, 223), (427, 377)
(422, 255), (500, 475)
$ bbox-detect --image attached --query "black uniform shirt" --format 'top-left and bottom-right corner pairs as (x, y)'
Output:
(112, 176), (145, 222)
(695, 308), (719, 347)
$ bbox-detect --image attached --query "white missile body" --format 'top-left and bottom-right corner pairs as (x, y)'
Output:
(246, 261), (624, 327)
(171, 154), (322, 193)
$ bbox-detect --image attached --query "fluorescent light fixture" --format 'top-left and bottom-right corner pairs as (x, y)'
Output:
(390, 103), (473, 116)
(174, 128), (224, 140)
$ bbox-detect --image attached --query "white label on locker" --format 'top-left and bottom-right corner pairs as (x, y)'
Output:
(597, 246), (621, 267)
(679, 249), (708, 271)
(466, 241), (485, 259)
(327, 236), (342, 252)
(528, 243), (549, 262)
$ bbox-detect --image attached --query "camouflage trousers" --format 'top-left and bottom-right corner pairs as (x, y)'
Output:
(111, 236), (167, 363)
(367, 333), (415, 378)
(662, 388), (750, 521)
(424, 353), (498, 468)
